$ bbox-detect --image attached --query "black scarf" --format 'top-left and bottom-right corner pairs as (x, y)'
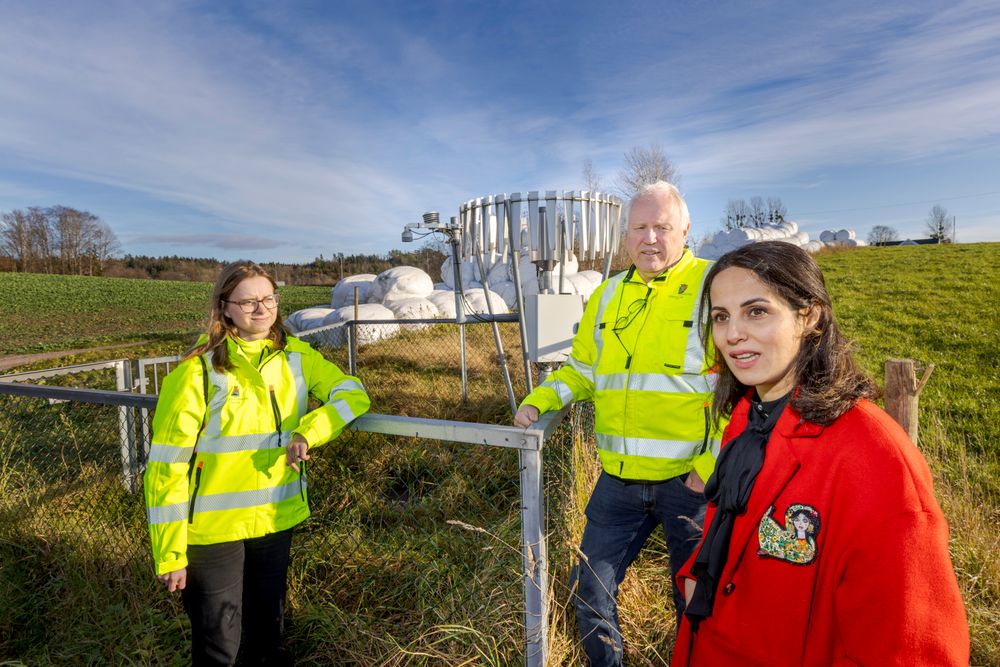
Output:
(684, 392), (790, 629)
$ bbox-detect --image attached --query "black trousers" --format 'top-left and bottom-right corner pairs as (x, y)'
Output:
(182, 528), (294, 666)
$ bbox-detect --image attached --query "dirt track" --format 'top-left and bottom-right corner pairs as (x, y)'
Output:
(0, 341), (151, 372)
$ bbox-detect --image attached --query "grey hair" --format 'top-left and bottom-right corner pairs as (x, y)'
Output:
(624, 180), (691, 232)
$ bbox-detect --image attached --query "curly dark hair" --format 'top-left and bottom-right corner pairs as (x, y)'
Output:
(699, 241), (878, 426)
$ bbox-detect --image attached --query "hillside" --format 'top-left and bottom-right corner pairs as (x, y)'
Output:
(1, 242), (997, 663)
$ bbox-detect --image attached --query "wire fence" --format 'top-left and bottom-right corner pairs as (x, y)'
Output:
(297, 318), (531, 421)
(0, 322), (588, 666)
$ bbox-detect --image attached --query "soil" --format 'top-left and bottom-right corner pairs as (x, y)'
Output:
(0, 341), (152, 373)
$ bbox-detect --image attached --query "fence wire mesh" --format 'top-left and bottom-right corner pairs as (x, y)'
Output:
(299, 320), (529, 422)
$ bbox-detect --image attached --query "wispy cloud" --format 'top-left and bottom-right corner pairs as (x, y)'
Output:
(0, 1), (996, 260)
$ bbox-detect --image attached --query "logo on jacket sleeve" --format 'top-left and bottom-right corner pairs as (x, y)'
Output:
(757, 503), (821, 565)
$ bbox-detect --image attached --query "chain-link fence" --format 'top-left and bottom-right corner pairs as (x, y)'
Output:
(297, 318), (530, 422)
(0, 340), (582, 665)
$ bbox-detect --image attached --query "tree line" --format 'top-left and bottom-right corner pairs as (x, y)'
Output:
(0, 211), (446, 286)
(0, 206), (120, 275)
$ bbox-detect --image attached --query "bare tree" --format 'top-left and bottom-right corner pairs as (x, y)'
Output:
(748, 196), (768, 228)
(767, 197), (788, 225)
(867, 225), (899, 246)
(582, 158), (604, 192)
(85, 219), (122, 275)
(1, 205), (120, 274)
(722, 199), (749, 231)
(925, 205), (952, 243)
(616, 142), (679, 197)
(27, 207), (55, 273)
(0, 209), (33, 271)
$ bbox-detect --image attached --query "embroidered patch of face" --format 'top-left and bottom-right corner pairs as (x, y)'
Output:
(757, 503), (821, 565)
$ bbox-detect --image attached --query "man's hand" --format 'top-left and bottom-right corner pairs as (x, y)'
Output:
(158, 568), (187, 593)
(513, 405), (540, 428)
(286, 434), (310, 473)
(684, 469), (706, 493)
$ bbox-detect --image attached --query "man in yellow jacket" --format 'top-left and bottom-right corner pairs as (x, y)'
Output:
(514, 181), (721, 666)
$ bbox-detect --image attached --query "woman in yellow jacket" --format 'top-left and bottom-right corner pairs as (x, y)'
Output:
(144, 260), (370, 666)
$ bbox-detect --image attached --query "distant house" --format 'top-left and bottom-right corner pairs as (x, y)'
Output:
(880, 238), (942, 246)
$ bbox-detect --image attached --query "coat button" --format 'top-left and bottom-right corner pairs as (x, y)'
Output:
(722, 583), (736, 595)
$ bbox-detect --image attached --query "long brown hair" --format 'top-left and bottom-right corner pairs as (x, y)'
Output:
(699, 241), (877, 426)
(183, 260), (287, 372)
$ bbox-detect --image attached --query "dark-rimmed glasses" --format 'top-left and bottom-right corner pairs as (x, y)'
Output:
(224, 294), (279, 313)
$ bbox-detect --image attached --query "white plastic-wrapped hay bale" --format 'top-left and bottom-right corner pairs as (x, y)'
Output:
(779, 220), (799, 235)
(288, 307), (337, 333)
(368, 266), (434, 303)
(550, 252), (579, 284)
(835, 229), (855, 242)
(487, 259), (512, 285)
(384, 297), (440, 330)
(474, 251), (505, 282)
(696, 242), (720, 260)
(440, 256), (478, 289)
(804, 240), (826, 253)
(819, 230), (836, 243)
(566, 272), (597, 302)
(578, 270), (603, 287)
(427, 289), (458, 319)
(331, 303), (400, 345)
(462, 289), (509, 315)
(331, 274), (377, 308)
(492, 280), (519, 309)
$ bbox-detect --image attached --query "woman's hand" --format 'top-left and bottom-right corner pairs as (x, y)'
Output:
(684, 578), (696, 605)
(158, 568), (187, 593)
(286, 434), (310, 473)
(514, 405), (540, 428)
(684, 470), (706, 493)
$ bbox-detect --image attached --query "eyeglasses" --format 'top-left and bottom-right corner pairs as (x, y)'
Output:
(612, 291), (652, 334)
(611, 287), (652, 367)
(224, 294), (279, 313)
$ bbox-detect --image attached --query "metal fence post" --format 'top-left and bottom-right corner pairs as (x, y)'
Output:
(520, 443), (548, 666)
(116, 360), (139, 492)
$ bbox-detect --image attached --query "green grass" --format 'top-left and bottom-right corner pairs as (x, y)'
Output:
(0, 272), (331, 355)
(1, 243), (998, 664)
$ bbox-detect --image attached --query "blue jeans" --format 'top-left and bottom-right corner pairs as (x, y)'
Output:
(575, 471), (706, 666)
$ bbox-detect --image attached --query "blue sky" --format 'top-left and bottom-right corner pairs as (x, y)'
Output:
(1, 0), (998, 263)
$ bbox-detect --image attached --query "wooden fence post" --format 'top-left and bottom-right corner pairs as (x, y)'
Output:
(884, 359), (934, 444)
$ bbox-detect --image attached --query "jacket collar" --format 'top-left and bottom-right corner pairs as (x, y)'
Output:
(623, 248), (695, 287)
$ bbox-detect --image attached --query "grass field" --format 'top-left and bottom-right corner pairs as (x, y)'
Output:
(0, 272), (331, 356)
(1, 242), (998, 664)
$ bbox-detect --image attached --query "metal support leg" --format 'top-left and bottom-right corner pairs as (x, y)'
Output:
(520, 445), (548, 666)
(116, 360), (138, 493)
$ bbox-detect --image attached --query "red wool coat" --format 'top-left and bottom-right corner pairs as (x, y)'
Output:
(672, 397), (969, 667)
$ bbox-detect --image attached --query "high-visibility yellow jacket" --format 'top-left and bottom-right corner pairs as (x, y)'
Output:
(144, 334), (370, 575)
(520, 249), (724, 482)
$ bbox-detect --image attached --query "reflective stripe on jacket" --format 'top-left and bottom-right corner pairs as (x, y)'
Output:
(143, 335), (371, 575)
(520, 249), (724, 481)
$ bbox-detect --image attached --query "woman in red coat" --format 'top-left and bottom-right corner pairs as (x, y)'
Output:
(672, 241), (968, 666)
